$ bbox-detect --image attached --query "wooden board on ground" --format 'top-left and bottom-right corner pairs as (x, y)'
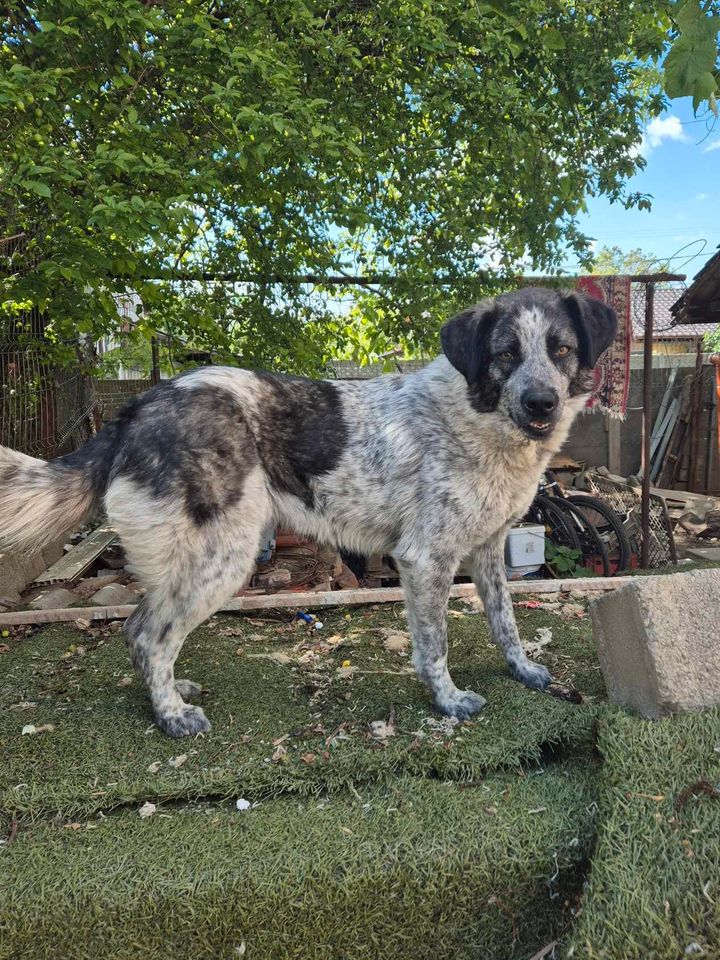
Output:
(0, 576), (634, 626)
(33, 526), (117, 586)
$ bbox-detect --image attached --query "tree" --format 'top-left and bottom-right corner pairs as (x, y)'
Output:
(663, 0), (720, 116)
(590, 245), (670, 276)
(1, 2), (669, 372)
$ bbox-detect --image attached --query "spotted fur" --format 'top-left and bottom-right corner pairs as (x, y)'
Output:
(0, 287), (616, 735)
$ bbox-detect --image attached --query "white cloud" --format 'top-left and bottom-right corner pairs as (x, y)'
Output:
(695, 193), (709, 201)
(638, 115), (689, 157)
(703, 140), (720, 153)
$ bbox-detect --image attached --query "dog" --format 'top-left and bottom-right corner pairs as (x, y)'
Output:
(0, 287), (616, 737)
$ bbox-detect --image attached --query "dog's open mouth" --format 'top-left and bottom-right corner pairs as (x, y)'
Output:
(529, 419), (551, 434)
(515, 417), (556, 440)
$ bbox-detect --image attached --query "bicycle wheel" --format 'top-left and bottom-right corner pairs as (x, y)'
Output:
(552, 498), (610, 577)
(526, 494), (582, 577)
(565, 494), (632, 573)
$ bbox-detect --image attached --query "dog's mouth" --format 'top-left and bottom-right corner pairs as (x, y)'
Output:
(512, 415), (556, 440)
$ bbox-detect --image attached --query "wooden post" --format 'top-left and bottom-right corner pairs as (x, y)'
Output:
(150, 336), (160, 386)
(641, 282), (654, 569)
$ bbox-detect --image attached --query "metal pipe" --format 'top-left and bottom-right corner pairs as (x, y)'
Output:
(641, 282), (655, 568)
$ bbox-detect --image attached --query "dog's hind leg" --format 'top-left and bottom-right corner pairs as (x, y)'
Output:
(470, 530), (552, 691)
(396, 557), (486, 720)
(108, 470), (271, 737)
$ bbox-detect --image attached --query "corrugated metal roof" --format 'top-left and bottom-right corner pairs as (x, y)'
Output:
(670, 246), (720, 325)
(631, 285), (707, 340)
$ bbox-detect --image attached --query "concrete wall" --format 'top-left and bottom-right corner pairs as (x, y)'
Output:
(562, 354), (716, 480)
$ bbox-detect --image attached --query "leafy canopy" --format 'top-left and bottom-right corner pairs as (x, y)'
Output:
(1, 2), (668, 371)
(663, 0), (720, 115)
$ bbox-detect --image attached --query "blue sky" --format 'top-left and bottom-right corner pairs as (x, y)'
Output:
(559, 96), (720, 276)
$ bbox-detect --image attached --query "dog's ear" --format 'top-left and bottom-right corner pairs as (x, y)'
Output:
(563, 292), (618, 368)
(440, 300), (497, 383)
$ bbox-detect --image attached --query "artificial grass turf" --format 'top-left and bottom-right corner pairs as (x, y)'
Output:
(0, 766), (598, 960)
(0, 603), (602, 825)
(565, 709), (720, 959)
(6, 599), (720, 958)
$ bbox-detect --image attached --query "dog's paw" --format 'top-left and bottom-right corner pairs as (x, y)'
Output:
(510, 657), (552, 691)
(175, 679), (203, 700)
(157, 704), (211, 738)
(436, 688), (487, 721)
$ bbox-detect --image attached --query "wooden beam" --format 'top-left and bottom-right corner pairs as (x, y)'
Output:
(33, 526), (117, 585)
(0, 576), (635, 626)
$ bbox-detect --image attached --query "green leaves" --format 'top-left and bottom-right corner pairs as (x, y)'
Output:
(0, 0), (672, 369)
(664, 1), (720, 114)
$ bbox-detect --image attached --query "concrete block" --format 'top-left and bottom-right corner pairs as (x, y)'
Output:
(590, 570), (720, 719)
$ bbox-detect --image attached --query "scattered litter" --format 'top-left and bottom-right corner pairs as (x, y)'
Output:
(369, 719), (396, 742)
(382, 629), (411, 654)
(246, 651), (292, 665)
(146, 761), (162, 774)
(548, 684), (584, 704)
(168, 753), (188, 769)
(336, 663), (358, 679)
(116, 676), (133, 688)
(523, 627), (553, 658)
(300, 752), (317, 764)
(21, 723), (54, 736)
(235, 944), (247, 957)
(296, 611), (323, 631)
(271, 744), (288, 764)
(419, 715), (460, 737)
(458, 596), (484, 614)
(235, 798), (252, 812)
(561, 602), (587, 619)
(528, 807), (547, 814)
(685, 944), (704, 956)
(138, 802), (156, 819)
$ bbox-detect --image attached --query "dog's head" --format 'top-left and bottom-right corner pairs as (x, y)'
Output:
(440, 286), (617, 441)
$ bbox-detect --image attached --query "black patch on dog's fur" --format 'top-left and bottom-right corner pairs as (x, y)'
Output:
(254, 372), (348, 508)
(61, 380), (258, 526)
(440, 303), (502, 413)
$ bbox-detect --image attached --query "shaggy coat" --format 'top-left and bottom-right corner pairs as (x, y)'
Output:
(0, 287), (616, 736)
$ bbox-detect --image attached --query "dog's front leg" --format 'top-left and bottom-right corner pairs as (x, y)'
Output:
(396, 558), (486, 720)
(471, 531), (552, 691)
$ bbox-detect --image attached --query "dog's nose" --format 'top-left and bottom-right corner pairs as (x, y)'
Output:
(522, 389), (558, 418)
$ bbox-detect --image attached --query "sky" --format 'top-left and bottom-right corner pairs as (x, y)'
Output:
(558, 96), (720, 278)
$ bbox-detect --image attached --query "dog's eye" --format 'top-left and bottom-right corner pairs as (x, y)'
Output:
(497, 350), (516, 362)
(555, 345), (572, 357)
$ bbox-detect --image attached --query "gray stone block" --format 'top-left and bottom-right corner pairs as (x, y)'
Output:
(29, 588), (78, 611)
(89, 583), (137, 606)
(590, 570), (720, 719)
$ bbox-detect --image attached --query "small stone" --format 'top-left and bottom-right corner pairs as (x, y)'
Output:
(29, 588), (77, 611)
(89, 583), (137, 606)
(254, 568), (292, 589)
(335, 563), (360, 589)
(138, 801), (157, 819)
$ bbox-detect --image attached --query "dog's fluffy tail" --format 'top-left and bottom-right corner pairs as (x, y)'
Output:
(0, 445), (105, 551)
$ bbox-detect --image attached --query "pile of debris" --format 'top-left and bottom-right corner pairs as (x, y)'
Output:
(246, 531), (361, 595)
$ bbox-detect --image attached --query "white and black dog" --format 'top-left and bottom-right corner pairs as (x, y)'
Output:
(0, 287), (616, 737)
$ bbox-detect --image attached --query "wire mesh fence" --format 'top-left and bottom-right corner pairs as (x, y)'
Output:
(0, 314), (97, 459)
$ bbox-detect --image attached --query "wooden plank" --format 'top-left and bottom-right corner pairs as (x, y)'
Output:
(33, 526), (117, 585)
(0, 576), (635, 626)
